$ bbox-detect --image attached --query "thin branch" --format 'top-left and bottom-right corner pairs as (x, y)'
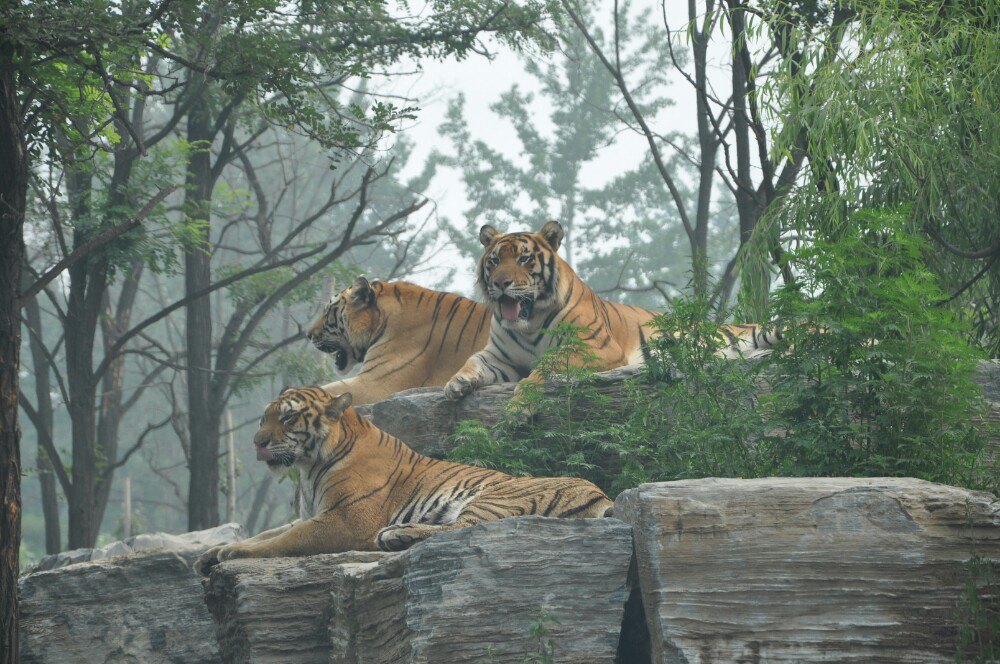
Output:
(17, 393), (73, 495)
(19, 185), (177, 303)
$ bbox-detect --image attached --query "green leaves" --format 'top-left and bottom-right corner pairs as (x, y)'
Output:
(764, 206), (993, 490)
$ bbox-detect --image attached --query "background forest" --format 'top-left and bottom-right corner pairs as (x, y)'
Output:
(1, 0), (998, 656)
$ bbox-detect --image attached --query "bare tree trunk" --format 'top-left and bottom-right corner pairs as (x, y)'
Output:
(0, 16), (26, 660)
(185, 89), (221, 531)
(244, 473), (273, 534)
(225, 410), (236, 524)
(63, 160), (106, 549)
(123, 477), (132, 538)
(22, 281), (60, 554)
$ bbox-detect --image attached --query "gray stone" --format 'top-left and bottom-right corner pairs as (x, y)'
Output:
(204, 551), (393, 663)
(32, 522), (245, 572)
(356, 361), (1000, 456)
(355, 364), (646, 453)
(20, 547), (221, 663)
(205, 516), (635, 663)
(615, 477), (1000, 663)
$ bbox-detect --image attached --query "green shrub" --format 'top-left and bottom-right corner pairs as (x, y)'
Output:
(764, 207), (992, 490)
(449, 208), (994, 495)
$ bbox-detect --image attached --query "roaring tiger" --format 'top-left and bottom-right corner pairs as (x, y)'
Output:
(444, 221), (782, 401)
(306, 277), (492, 405)
(194, 386), (612, 574)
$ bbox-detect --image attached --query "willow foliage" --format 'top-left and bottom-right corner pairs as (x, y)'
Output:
(745, 0), (1000, 352)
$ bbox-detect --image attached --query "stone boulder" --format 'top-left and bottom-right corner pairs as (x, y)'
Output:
(356, 361), (1000, 456)
(205, 516), (635, 663)
(615, 477), (1000, 663)
(19, 523), (244, 662)
(31, 522), (244, 572)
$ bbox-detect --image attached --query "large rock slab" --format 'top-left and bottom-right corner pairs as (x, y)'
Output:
(355, 365), (645, 453)
(356, 361), (1000, 456)
(20, 547), (223, 663)
(204, 551), (391, 663)
(615, 477), (1000, 663)
(31, 522), (244, 572)
(205, 516), (635, 663)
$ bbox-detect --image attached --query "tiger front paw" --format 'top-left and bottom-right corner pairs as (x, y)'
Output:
(194, 545), (223, 577)
(215, 543), (252, 564)
(444, 375), (476, 401)
(375, 524), (419, 552)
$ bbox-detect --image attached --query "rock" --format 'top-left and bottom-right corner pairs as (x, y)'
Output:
(205, 516), (635, 663)
(615, 477), (1000, 663)
(31, 522), (245, 572)
(204, 551), (391, 663)
(355, 364), (646, 453)
(20, 547), (222, 663)
(355, 361), (1000, 456)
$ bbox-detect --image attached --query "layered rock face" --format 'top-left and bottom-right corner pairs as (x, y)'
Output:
(16, 360), (1000, 663)
(19, 523), (242, 663)
(616, 477), (1000, 663)
(205, 516), (635, 663)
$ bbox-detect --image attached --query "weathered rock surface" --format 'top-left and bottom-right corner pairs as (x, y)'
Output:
(357, 361), (1000, 455)
(205, 516), (635, 663)
(355, 364), (645, 453)
(615, 477), (1000, 663)
(204, 551), (390, 663)
(31, 521), (244, 572)
(20, 547), (224, 663)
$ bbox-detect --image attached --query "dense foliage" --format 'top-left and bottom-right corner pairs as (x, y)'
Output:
(748, 0), (1000, 351)
(450, 210), (995, 496)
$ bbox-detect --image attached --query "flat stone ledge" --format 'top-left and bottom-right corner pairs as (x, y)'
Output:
(615, 477), (1000, 663)
(204, 516), (635, 663)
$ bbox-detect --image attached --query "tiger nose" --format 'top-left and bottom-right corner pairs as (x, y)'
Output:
(493, 277), (513, 290)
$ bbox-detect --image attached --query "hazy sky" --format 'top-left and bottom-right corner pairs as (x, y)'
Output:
(389, 0), (728, 293)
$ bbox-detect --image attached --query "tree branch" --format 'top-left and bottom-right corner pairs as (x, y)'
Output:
(19, 185), (176, 304)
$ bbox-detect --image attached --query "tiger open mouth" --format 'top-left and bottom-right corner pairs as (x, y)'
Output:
(498, 295), (534, 322)
(315, 341), (350, 371)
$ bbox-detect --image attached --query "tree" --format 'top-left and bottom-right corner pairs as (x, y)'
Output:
(2, 0), (550, 656)
(437, 4), (701, 307)
(753, 0), (1000, 352)
(561, 0), (850, 311)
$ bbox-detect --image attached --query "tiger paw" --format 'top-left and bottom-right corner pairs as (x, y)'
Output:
(375, 524), (420, 552)
(193, 545), (223, 577)
(444, 375), (475, 401)
(215, 543), (250, 563)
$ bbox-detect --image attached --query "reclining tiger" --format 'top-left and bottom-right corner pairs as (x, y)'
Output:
(194, 386), (611, 574)
(306, 277), (492, 405)
(444, 220), (782, 401)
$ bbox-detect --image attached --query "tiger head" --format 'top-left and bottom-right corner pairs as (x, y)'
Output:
(306, 276), (383, 373)
(253, 386), (353, 475)
(477, 221), (565, 331)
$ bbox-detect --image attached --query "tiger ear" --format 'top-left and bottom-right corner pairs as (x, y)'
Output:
(539, 221), (564, 251)
(325, 392), (353, 419)
(349, 276), (375, 308)
(479, 224), (499, 247)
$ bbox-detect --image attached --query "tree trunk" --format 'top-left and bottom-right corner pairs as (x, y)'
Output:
(185, 90), (220, 531)
(22, 283), (61, 554)
(0, 18), (27, 661)
(691, 0), (718, 298)
(62, 154), (107, 549)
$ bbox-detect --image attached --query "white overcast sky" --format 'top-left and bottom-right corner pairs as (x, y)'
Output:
(387, 0), (730, 293)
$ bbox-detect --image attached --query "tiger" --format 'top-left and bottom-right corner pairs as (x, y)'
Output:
(306, 277), (492, 405)
(443, 220), (783, 402)
(193, 386), (612, 574)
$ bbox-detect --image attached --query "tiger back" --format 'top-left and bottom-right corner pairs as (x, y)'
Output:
(306, 278), (492, 405)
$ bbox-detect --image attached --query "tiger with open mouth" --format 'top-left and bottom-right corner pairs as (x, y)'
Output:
(444, 221), (784, 402)
(306, 277), (492, 405)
